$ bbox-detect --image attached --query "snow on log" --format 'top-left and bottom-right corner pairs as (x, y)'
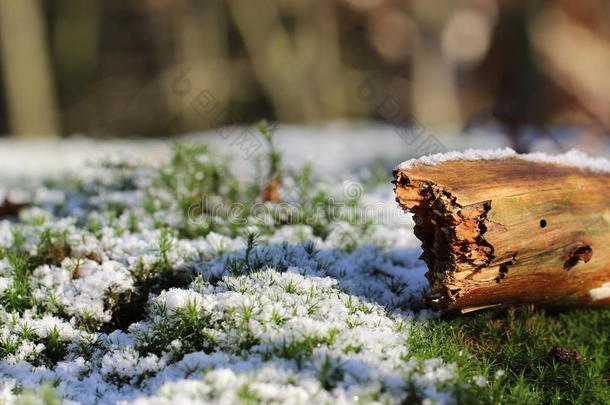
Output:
(393, 148), (610, 312)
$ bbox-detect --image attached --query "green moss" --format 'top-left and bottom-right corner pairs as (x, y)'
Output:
(408, 306), (610, 404)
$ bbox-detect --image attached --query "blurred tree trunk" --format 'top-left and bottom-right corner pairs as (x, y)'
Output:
(52, 0), (100, 102)
(530, 2), (610, 133)
(141, 1), (231, 134)
(0, 0), (59, 137)
(228, 0), (317, 122)
(172, 1), (231, 131)
(295, 0), (347, 120)
(409, 1), (461, 129)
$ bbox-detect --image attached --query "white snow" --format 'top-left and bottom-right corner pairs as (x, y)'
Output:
(589, 282), (610, 301)
(0, 132), (454, 404)
(472, 375), (487, 387)
(396, 147), (610, 174)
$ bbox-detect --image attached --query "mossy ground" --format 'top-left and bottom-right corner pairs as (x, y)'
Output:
(410, 306), (610, 404)
(2, 124), (609, 404)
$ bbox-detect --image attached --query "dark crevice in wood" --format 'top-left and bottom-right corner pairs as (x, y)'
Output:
(564, 244), (592, 270)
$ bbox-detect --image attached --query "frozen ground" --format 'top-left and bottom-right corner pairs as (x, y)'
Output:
(0, 122), (607, 404)
(2, 121), (608, 183)
(0, 121), (513, 183)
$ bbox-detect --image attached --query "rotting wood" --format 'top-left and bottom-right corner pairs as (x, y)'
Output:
(393, 158), (610, 312)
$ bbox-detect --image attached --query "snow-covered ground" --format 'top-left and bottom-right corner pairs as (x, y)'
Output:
(2, 121), (609, 182)
(0, 122), (607, 404)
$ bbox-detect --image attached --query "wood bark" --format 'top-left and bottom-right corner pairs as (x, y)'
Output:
(393, 158), (610, 312)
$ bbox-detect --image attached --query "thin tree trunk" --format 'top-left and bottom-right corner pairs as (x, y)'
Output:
(0, 0), (59, 136)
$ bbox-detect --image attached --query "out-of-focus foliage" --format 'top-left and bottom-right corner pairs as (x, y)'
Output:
(1, 0), (610, 149)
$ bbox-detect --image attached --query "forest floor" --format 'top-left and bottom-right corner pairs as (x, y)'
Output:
(0, 122), (608, 404)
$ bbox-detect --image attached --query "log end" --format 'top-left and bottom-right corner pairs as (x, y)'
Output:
(394, 158), (610, 312)
(393, 168), (497, 310)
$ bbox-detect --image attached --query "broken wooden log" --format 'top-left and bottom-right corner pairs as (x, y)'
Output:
(393, 150), (610, 312)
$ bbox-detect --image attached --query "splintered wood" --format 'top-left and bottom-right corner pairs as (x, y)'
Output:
(393, 158), (610, 312)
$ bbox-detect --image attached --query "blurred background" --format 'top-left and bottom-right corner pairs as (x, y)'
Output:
(1, 0), (610, 154)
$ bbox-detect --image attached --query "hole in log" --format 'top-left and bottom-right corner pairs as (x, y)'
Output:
(563, 245), (593, 270)
(540, 219), (547, 228)
(495, 262), (511, 283)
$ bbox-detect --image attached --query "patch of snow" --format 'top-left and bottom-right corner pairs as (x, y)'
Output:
(589, 282), (610, 301)
(396, 148), (610, 174)
(472, 375), (487, 387)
